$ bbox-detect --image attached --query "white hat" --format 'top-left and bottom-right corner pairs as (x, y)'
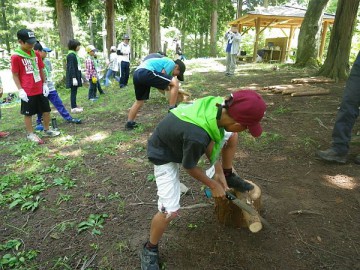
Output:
(110, 46), (116, 51)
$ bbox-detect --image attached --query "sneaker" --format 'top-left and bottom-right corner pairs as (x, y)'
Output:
(0, 131), (10, 138)
(125, 121), (138, 130)
(226, 173), (254, 192)
(100, 91), (106, 95)
(316, 148), (347, 164)
(67, 118), (82, 124)
(140, 244), (159, 270)
(120, 84), (126, 88)
(89, 97), (98, 101)
(35, 124), (44, 131)
(43, 129), (60, 137)
(71, 107), (83, 113)
(27, 133), (44, 144)
(355, 154), (360, 165)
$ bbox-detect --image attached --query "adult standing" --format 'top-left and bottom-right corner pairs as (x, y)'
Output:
(224, 26), (241, 76)
(66, 39), (83, 113)
(316, 51), (360, 165)
(117, 34), (131, 88)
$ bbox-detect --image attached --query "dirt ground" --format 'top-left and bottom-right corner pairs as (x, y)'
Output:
(1, 59), (359, 270)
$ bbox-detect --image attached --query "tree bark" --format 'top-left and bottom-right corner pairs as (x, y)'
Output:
(149, 0), (161, 53)
(295, 0), (329, 67)
(210, 0), (218, 57)
(264, 0), (269, 8)
(105, 0), (115, 54)
(1, 0), (10, 53)
(318, 0), (360, 81)
(55, 0), (74, 54)
(236, 0), (243, 18)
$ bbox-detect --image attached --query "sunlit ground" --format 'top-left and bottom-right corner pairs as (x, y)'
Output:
(323, 174), (358, 190)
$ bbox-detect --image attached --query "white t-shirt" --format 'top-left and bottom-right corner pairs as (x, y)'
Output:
(117, 42), (130, 62)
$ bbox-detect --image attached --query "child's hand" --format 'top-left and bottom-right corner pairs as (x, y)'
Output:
(214, 173), (229, 191)
(210, 180), (226, 198)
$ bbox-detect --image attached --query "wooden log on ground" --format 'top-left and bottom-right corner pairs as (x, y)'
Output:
(291, 76), (335, 84)
(281, 85), (320, 95)
(214, 180), (262, 232)
(291, 89), (330, 97)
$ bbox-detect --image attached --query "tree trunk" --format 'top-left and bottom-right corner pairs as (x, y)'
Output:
(264, 0), (269, 8)
(105, 0), (115, 54)
(89, 15), (94, 45)
(210, 0), (218, 57)
(199, 33), (204, 58)
(1, 0), (10, 53)
(55, 0), (74, 54)
(149, 0), (161, 53)
(237, 0), (243, 18)
(318, 0), (360, 81)
(295, 0), (329, 67)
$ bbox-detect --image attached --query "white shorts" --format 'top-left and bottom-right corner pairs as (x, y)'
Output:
(154, 162), (181, 213)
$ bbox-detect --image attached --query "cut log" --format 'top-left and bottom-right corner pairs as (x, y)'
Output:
(291, 76), (335, 84)
(159, 88), (191, 103)
(291, 89), (330, 97)
(279, 85), (324, 95)
(214, 180), (263, 232)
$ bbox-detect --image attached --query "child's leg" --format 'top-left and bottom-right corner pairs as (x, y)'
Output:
(42, 112), (51, 130)
(148, 163), (181, 245)
(88, 82), (96, 99)
(24, 115), (34, 133)
(48, 91), (72, 121)
(221, 132), (238, 169)
(70, 86), (78, 109)
(36, 113), (42, 125)
(97, 81), (104, 94)
(149, 212), (175, 246)
(127, 100), (144, 122)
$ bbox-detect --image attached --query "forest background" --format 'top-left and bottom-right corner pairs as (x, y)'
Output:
(0, 0), (360, 83)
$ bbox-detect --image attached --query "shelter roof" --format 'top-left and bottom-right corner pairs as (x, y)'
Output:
(229, 5), (335, 29)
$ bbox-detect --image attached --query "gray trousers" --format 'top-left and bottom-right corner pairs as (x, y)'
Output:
(226, 53), (237, 74)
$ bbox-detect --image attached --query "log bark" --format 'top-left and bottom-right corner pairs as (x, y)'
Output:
(291, 77), (335, 84)
(291, 89), (330, 96)
(281, 85), (324, 95)
(214, 180), (262, 232)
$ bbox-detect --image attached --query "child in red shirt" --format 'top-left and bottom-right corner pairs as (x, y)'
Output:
(11, 29), (60, 144)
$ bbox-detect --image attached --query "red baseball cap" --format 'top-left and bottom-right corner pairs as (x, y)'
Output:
(227, 90), (266, 137)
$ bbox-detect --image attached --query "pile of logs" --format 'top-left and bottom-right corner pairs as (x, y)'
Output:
(263, 76), (334, 97)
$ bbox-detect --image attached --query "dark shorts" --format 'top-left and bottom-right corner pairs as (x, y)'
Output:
(133, 68), (172, 100)
(21, 94), (51, 116)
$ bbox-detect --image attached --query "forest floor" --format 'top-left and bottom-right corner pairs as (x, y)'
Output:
(0, 58), (359, 270)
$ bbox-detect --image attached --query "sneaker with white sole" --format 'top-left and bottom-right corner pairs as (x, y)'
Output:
(27, 133), (44, 144)
(43, 129), (60, 137)
(140, 244), (159, 270)
(71, 107), (83, 113)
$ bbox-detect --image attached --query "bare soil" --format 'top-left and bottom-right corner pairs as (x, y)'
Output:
(1, 59), (359, 270)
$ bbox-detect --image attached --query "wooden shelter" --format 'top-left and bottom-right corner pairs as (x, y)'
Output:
(228, 5), (335, 62)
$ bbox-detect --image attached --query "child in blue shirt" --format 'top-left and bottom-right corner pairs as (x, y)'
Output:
(125, 57), (185, 129)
